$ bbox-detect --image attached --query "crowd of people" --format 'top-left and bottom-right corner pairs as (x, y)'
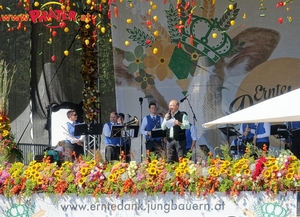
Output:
(43, 100), (300, 165)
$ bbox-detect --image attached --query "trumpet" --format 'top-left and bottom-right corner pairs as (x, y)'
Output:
(124, 116), (139, 126)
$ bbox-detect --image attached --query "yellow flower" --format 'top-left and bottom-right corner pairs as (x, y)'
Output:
(89, 160), (96, 166)
(107, 173), (115, 182)
(208, 167), (216, 174)
(2, 130), (9, 137)
(151, 160), (158, 165)
(54, 170), (62, 177)
(175, 170), (183, 177)
(116, 168), (125, 176)
(30, 170), (36, 177)
(219, 168), (226, 175)
(285, 173), (293, 180)
(148, 163), (153, 168)
(271, 164), (279, 171)
(35, 163), (41, 169)
(226, 170), (232, 176)
(24, 171), (31, 178)
(34, 172), (41, 179)
(211, 172), (219, 177)
(36, 178), (43, 185)
(263, 169), (271, 178)
(234, 168), (241, 175)
(220, 165), (226, 170)
(179, 162), (186, 169)
(80, 167), (89, 176)
(222, 160), (230, 167)
(291, 156), (297, 161)
(184, 168), (189, 174)
(78, 177), (85, 185)
(29, 160), (36, 166)
(241, 164), (248, 169)
(233, 163), (240, 169)
(244, 169), (251, 175)
(147, 177), (153, 185)
(181, 158), (189, 163)
(238, 158), (246, 165)
(288, 168), (294, 174)
(147, 167), (157, 175)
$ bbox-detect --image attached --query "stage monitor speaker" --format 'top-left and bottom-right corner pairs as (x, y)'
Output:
(199, 144), (210, 156)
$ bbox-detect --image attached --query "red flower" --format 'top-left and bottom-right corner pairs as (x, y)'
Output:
(252, 156), (266, 180)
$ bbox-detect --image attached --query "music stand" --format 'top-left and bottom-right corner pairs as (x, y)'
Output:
(271, 124), (287, 139)
(125, 125), (139, 138)
(74, 124), (88, 136)
(111, 126), (123, 138)
(88, 123), (103, 135)
(291, 129), (300, 139)
(219, 126), (240, 137)
(151, 129), (166, 138)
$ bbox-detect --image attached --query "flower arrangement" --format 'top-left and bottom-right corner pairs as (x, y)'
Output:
(0, 131), (23, 163)
(0, 53), (23, 163)
(0, 145), (299, 198)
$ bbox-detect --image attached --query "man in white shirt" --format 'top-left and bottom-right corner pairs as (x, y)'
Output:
(62, 109), (85, 160)
(161, 100), (190, 163)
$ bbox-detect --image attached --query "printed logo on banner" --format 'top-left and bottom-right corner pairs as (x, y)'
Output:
(0, 1), (95, 29)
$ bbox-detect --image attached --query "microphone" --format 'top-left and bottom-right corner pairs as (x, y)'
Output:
(139, 97), (143, 105)
(167, 110), (171, 120)
(128, 114), (132, 119)
(180, 94), (190, 103)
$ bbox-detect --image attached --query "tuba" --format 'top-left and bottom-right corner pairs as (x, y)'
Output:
(124, 116), (139, 126)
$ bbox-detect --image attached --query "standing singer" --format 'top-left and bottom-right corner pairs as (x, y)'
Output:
(161, 100), (190, 163)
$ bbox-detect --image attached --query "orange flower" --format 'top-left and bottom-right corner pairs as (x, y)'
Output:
(263, 144), (268, 151)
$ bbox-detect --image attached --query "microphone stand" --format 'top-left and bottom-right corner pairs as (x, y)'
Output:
(186, 97), (197, 163)
(125, 114), (131, 162)
(139, 97), (143, 162)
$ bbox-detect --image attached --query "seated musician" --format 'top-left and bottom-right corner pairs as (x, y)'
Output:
(117, 113), (131, 162)
(239, 123), (256, 145)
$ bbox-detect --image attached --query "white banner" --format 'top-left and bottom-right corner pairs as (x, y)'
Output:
(0, 192), (297, 217)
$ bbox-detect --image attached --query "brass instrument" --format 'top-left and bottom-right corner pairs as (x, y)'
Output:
(124, 116), (139, 126)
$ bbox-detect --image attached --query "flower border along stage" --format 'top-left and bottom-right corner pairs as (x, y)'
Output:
(0, 147), (299, 216)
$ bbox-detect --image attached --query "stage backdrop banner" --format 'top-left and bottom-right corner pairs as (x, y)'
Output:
(0, 192), (297, 217)
(111, 0), (300, 151)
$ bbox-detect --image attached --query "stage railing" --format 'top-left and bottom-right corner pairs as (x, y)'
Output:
(19, 143), (50, 165)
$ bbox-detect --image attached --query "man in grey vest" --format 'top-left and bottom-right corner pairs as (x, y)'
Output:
(161, 100), (190, 163)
